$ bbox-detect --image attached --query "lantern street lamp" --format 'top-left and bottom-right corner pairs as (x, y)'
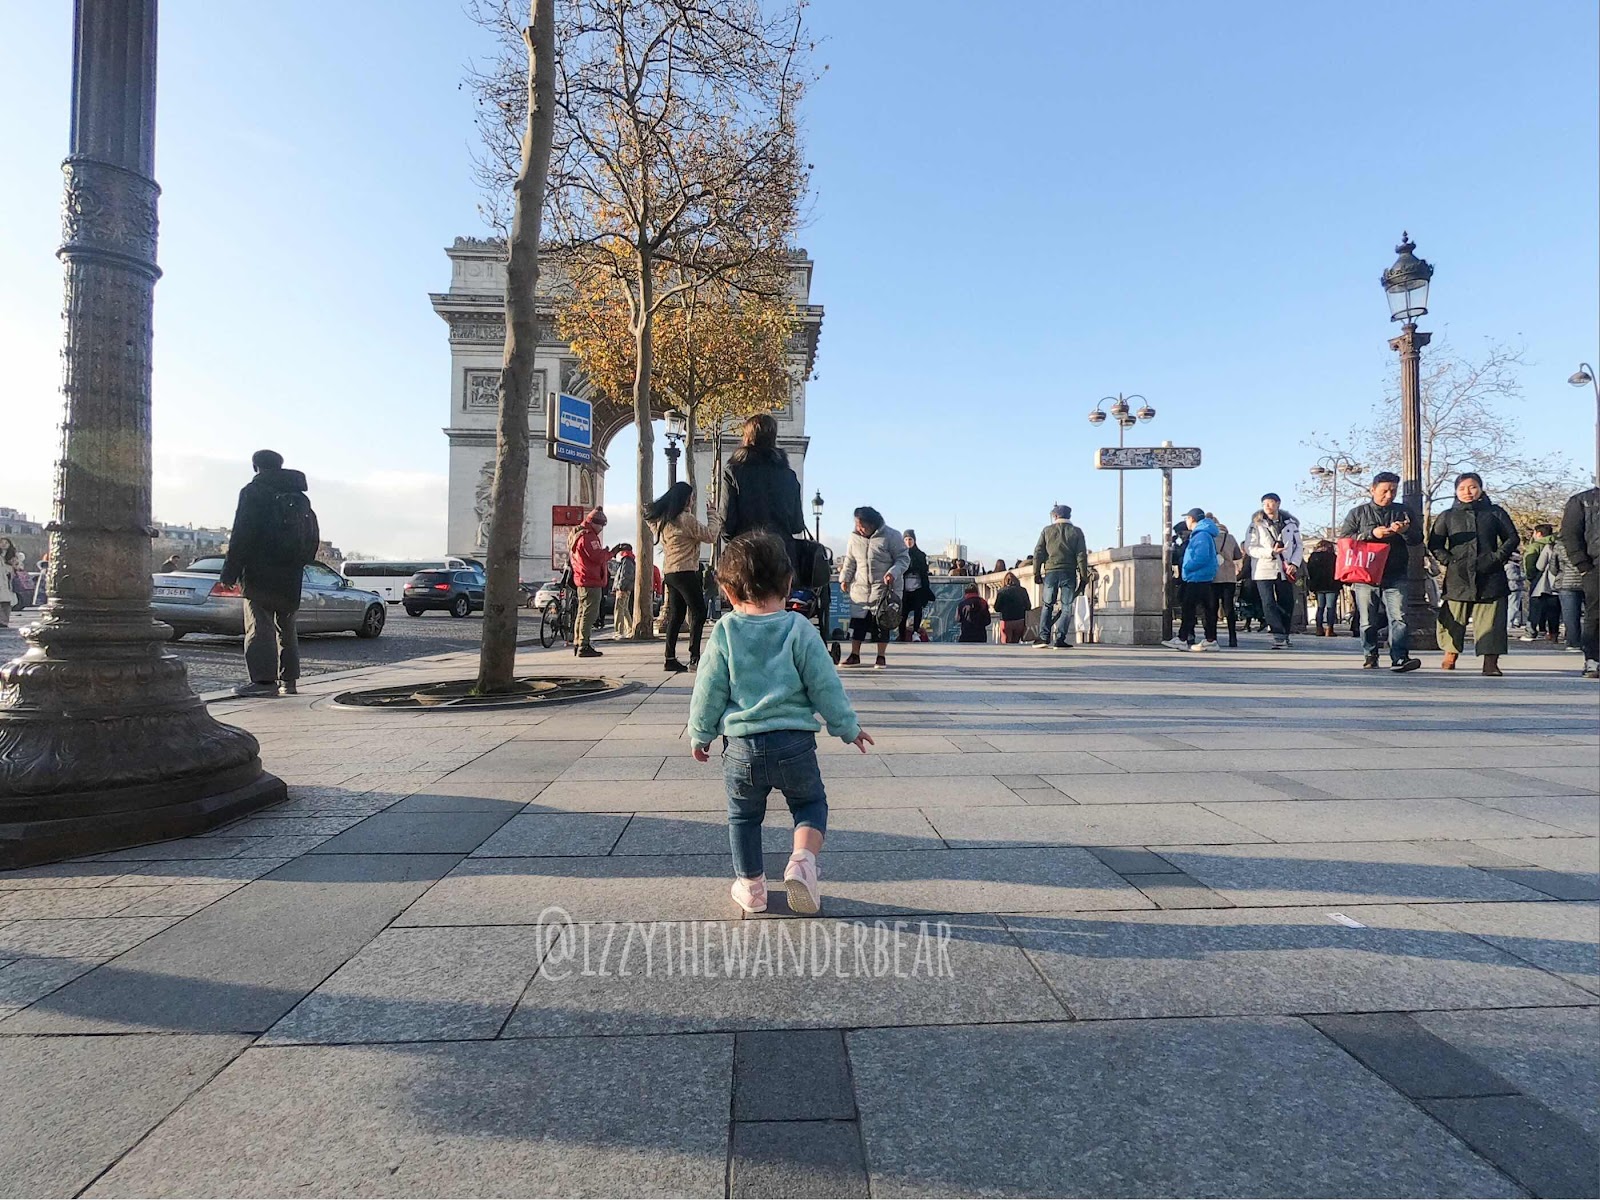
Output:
(663, 409), (687, 486)
(1088, 393), (1156, 547)
(1382, 232), (1437, 650)
(812, 490), (824, 542)
(1569, 363), (1598, 485)
(1309, 454), (1366, 540)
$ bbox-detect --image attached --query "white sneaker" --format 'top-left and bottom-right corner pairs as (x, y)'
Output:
(1520, 633), (1537, 642)
(1162, 638), (1190, 651)
(1033, 640), (1053, 649)
(1194, 640), (1219, 652)
(1564, 646), (1583, 654)
(730, 876), (768, 914)
(783, 851), (821, 915)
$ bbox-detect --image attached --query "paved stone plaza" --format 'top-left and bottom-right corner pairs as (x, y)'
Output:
(1, 637), (1596, 1197)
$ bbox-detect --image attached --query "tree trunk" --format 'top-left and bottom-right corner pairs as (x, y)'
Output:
(477, 0), (555, 693)
(684, 404), (699, 505)
(631, 253), (657, 639)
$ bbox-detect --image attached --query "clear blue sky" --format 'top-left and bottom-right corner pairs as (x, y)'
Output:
(3, 1), (1595, 563)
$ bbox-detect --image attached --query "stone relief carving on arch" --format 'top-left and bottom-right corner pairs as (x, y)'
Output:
(464, 368), (545, 413)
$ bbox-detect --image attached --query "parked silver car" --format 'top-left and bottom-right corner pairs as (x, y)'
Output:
(151, 557), (386, 640)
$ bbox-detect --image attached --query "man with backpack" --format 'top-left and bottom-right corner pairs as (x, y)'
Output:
(220, 449), (320, 697)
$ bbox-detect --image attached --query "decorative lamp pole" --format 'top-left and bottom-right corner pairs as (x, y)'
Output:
(663, 409), (687, 487)
(1569, 364), (1598, 485)
(812, 490), (824, 542)
(1309, 454), (1366, 540)
(1088, 393), (1156, 546)
(0, 0), (283, 868)
(1382, 232), (1438, 650)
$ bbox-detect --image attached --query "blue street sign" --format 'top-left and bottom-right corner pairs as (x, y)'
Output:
(553, 440), (591, 465)
(556, 393), (593, 449)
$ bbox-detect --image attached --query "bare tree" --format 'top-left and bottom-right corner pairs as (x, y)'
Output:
(476, 0), (556, 694)
(469, 0), (812, 636)
(1303, 337), (1586, 532)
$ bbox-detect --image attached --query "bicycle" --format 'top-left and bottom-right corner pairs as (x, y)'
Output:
(538, 584), (580, 650)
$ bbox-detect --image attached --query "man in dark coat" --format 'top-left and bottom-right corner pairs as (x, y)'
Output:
(1426, 472), (1519, 676)
(220, 449), (319, 696)
(1560, 485), (1600, 677)
(1339, 470), (1423, 672)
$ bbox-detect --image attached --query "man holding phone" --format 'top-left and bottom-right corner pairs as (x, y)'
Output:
(1244, 492), (1304, 649)
(1340, 471), (1423, 672)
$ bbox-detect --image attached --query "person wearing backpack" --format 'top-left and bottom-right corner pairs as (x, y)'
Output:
(220, 449), (320, 697)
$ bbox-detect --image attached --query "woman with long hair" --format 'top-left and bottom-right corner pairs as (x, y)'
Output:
(646, 480), (721, 671)
(719, 413), (806, 571)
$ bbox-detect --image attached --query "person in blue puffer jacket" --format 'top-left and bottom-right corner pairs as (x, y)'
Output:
(1167, 508), (1221, 651)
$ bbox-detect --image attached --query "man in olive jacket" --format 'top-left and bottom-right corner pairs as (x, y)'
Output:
(1426, 472), (1519, 675)
(1032, 504), (1089, 649)
(1560, 485), (1600, 676)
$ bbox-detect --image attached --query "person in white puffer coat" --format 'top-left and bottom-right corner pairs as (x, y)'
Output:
(837, 506), (909, 670)
(1243, 492), (1304, 649)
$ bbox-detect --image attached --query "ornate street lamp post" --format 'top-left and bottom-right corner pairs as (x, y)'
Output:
(1088, 393), (1156, 547)
(1569, 363), (1598, 485)
(1382, 232), (1438, 651)
(812, 490), (824, 543)
(0, 0), (283, 868)
(663, 409), (687, 487)
(1309, 454), (1366, 540)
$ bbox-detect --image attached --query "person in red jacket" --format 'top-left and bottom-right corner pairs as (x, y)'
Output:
(569, 507), (610, 657)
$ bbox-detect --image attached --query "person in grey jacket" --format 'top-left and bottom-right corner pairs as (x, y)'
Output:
(1243, 493), (1304, 649)
(1031, 504), (1089, 649)
(1504, 552), (1527, 632)
(838, 506), (909, 669)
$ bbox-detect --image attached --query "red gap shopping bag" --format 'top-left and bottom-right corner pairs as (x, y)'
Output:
(1335, 537), (1390, 585)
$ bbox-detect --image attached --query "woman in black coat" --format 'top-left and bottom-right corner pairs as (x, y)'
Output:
(898, 530), (937, 641)
(1426, 472), (1520, 675)
(719, 413), (807, 572)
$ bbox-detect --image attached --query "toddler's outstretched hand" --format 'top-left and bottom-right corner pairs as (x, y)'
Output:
(692, 744), (711, 763)
(852, 730), (875, 754)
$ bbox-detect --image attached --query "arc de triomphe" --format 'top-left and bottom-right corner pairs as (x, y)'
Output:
(430, 238), (822, 578)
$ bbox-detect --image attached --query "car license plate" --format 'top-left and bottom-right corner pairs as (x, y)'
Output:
(153, 586), (191, 597)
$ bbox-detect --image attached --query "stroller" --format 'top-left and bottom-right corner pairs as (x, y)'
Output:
(787, 534), (841, 663)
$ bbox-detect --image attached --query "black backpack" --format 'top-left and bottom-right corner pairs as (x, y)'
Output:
(263, 489), (320, 564)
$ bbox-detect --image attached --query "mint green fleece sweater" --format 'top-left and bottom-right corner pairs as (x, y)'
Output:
(688, 610), (861, 749)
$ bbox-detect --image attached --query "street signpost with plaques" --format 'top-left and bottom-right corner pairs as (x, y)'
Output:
(547, 393), (593, 464)
(1094, 444), (1203, 640)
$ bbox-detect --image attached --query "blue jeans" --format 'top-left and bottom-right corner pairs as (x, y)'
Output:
(1255, 578), (1295, 637)
(723, 729), (828, 878)
(1352, 583), (1410, 664)
(1037, 569), (1076, 645)
(1561, 588), (1585, 650)
(1315, 591), (1339, 630)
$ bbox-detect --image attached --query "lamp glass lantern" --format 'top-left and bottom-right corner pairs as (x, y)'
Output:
(811, 490), (824, 519)
(1087, 409), (1107, 425)
(664, 409), (687, 441)
(1136, 404), (1156, 422)
(1381, 233), (1433, 323)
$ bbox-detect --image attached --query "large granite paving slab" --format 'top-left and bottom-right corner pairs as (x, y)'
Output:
(1037, 772), (1292, 805)
(1415, 1006), (1600, 1139)
(0, 1033), (251, 1199)
(1504, 765), (1599, 794)
(469, 812), (630, 857)
(438, 740), (599, 782)
(849, 1017), (1518, 1197)
(0, 855), (460, 1035)
(504, 914), (1065, 1036)
(1159, 841), (1550, 907)
(814, 847), (1151, 916)
(1474, 836), (1599, 883)
(656, 753), (890, 780)
(85, 1036), (732, 1198)
(1004, 904), (1593, 1019)
(1277, 767), (1573, 800)
(1203, 797), (1575, 843)
(1469, 795), (1599, 836)
(308, 809), (515, 855)
(923, 802), (1266, 849)
(263, 925), (549, 1044)
(396, 855), (734, 925)
(612, 808), (942, 856)
(1424, 901), (1599, 994)
(883, 751), (1125, 778)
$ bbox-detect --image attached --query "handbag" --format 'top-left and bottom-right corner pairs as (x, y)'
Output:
(874, 585), (902, 632)
(1334, 537), (1391, 586)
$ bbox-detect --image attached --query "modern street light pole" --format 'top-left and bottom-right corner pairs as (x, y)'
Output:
(1089, 394), (1156, 547)
(0, 0), (282, 868)
(1569, 363), (1599, 485)
(1382, 232), (1438, 651)
(812, 490), (824, 543)
(1309, 453), (1366, 540)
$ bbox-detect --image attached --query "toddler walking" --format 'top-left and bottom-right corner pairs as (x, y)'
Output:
(689, 532), (873, 915)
